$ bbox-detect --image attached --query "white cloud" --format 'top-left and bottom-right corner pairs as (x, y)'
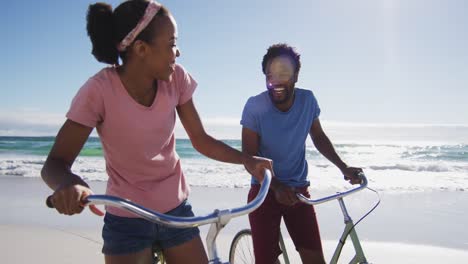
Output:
(0, 109), (65, 136)
(175, 117), (241, 139)
(200, 117), (239, 126)
(3, 110), (466, 144)
(0, 110), (242, 138)
(322, 120), (468, 128)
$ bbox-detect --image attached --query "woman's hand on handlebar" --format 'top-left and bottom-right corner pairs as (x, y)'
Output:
(243, 155), (273, 182)
(48, 183), (104, 216)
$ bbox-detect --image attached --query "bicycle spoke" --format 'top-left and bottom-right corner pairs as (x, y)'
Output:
(230, 230), (255, 264)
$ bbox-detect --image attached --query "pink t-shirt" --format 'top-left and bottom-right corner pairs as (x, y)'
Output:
(66, 64), (197, 217)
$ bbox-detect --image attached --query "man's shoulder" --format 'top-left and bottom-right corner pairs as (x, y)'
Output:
(295, 87), (314, 97)
(296, 88), (319, 103)
(245, 91), (269, 107)
(250, 90), (269, 100)
(242, 91), (270, 119)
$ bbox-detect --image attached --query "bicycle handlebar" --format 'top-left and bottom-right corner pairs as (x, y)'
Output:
(46, 169), (272, 228)
(297, 172), (368, 205)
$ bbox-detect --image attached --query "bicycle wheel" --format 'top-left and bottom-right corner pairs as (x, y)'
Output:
(229, 229), (254, 264)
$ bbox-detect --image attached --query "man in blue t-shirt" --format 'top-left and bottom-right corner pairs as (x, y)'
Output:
(241, 43), (363, 264)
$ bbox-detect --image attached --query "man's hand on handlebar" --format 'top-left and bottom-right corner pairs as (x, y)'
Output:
(270, 178), (298, 206)
(342, 167), (364, 185)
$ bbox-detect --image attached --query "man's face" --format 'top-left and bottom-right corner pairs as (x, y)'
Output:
(265, 56), (297, 105)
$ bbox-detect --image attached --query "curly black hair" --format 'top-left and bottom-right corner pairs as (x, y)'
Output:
(261, 43), (301, 75)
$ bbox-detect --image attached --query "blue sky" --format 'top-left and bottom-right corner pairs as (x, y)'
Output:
(1, 0), (467, 137)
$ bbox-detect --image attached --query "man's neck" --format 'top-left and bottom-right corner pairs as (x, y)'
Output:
(273, 90), (295, 112)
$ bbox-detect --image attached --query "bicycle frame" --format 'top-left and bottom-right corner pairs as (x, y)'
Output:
(295, 173), (369, 264)
(83, 170), (272, 264)
(329, 197), (367, 264)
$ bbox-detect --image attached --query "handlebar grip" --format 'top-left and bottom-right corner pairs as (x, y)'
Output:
(46, 195), (54, 208)
(344, 171), (364, 180)
(356, 171), (365, 183)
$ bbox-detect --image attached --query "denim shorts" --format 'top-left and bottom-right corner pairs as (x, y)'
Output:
(102, 199), (200, 255)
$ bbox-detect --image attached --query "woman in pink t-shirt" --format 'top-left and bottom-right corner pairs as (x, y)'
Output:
(41, 1), (272, 263)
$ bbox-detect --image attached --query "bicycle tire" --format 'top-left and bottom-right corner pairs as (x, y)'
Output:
(229, 229), (255, 264)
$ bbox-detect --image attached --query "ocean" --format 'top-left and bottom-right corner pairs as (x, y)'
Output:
(1, 124), (467, 192)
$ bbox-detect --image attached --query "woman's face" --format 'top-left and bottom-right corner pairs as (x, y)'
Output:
(144, 15), (180, 81)
(265, 55), (297, 105)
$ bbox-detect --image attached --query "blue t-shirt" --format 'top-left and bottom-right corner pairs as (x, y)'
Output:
(241, 88), (321, 187)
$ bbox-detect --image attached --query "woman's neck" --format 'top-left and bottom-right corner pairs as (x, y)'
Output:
(117, 65), (158, 107)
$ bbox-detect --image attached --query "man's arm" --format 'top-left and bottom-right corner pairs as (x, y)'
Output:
(309, 118), (362, 184)
(242, 127), (298, 205)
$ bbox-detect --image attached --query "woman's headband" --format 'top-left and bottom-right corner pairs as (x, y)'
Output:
(117, 1), (162, 52)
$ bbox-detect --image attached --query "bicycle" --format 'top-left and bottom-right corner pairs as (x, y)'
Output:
(47, 169), (272, 264)
(229, 173), (378, 264)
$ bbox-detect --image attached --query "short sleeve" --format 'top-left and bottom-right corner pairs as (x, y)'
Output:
(240, 97), (259, 133)
(175, 64), (198, 106)
(310, 91), (321, 121)
(66, 78), (104, 128)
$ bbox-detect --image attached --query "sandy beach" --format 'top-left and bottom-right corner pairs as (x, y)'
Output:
(1, 176), (468, 263)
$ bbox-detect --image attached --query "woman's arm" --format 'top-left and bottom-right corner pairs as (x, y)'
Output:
(176, 99), (272, 181)
(42, 120), (92, 189)
(41, 119), (101, 215)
